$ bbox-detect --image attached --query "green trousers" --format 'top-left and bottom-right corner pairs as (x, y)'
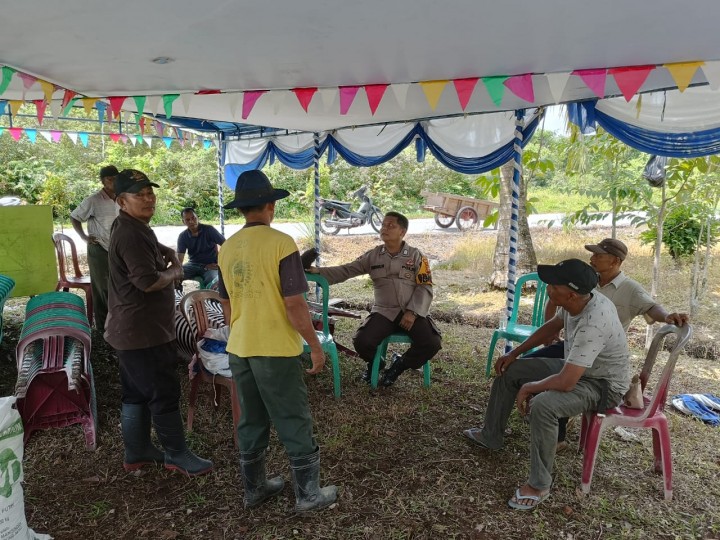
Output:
(87, 242), (109, 333)
(229, 353), (317, 457)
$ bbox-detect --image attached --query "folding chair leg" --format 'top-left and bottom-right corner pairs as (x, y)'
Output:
(580, 418), (604, 494)
(485, 332), (500, 377)
(186, 376), (201, 432)
(422, 362), (431, 388)
(370, 341), (389, 389)
(655, 423), (673, 500)
(329, 349), (341, 399)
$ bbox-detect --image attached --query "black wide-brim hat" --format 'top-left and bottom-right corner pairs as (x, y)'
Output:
(224, 170), (290, 209)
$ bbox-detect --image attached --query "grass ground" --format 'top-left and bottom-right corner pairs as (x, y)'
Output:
(1, 225), (719, 539)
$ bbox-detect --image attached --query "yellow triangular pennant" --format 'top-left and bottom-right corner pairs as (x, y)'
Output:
(664, 61), (704, 92)
(39, 80), (55, 103)
(8, 100), (23, 116)
(82, 98), (98, 115)
(419, 80), (448, 110)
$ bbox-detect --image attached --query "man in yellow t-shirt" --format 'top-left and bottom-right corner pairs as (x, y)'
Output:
(217, 169), (337, 512)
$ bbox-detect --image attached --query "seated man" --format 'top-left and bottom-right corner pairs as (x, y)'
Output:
(531, 238), (689, 445)
(176, 208), (225, 288)
(307, 211), (441, 387)
(463, 259), (630, 510)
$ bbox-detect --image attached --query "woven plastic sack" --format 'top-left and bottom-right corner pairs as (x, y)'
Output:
(0, 396), (52, 539)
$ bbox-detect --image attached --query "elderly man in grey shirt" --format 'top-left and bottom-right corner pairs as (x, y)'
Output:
(463, 259), (630, 511)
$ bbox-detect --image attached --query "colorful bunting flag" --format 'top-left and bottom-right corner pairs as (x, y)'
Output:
(79, 132), (89, 147)
(203, 140), (212, 149)
(17, 73), (37, 96)
(8, 128), (22, 141)
(180, 93), (193, 115)
(61, 90), (78, 115)
(544, 72), (571, 103)
(163, 136), (173, 148)
(701, 61), (720, 91)
(482, 76), (509, 106)
(109, 96), (127, 120)
(8, 100), (23, 116)
(242, 90), (266, 119)
(453, 78), (479, 111)
(138, 116), (146, 135)
(145, 95), (160, 116)
(39, 130), (52, 143)
(96, 101), (107, 125)
(664, 61), (704, 92)
(228, 93), (242, 118)
(25, 129), (37, 143)
(319, 88), (336, 111)
(154, 120), (165, 137)
(109, 133), (121, 143)
(391, 83), (410, 110)
(339, 86), (360, 115)
(50, 99), (62, 119)
(39, 80), (55, 104)
(163, 94), (179, 118)
(292, 87), (318, 112)
(0, 100), (6, 115)
(365, 84), (389, 115)
(133, 95), (146, 120)
(120, 134), (128, 144)
(33, 100), (47, 125)
(0, 66), (16, 96)
(572, 69), (607, 98)
(195, 89), (221, 95)
(82, 98), (98, 115)
(269, 91), (286, 115)
(67, 132), (78, 145)
(419, 80), (447, 111)
(144, 136), (153, 147)
(608, 65), (655, 101)
(51, 130), (62, 143)
(504, 74), (535, 103)
(0, 128), (4, 137)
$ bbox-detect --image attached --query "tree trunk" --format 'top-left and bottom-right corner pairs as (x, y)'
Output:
(490, 161), (537, 288)
(646, 185), (666, 349)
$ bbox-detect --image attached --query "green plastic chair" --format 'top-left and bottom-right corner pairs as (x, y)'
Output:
(370, 332), (431, 389)
(304, 273), (341, 398)
(485, 272), (548, 377)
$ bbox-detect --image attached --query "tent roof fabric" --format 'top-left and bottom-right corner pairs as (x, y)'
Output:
(1, 1), (720, 132)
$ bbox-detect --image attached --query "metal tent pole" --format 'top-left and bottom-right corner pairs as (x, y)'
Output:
(216, 133), (226, 236)
(504, 109), (525, 350)
(313, 132), (321, 261)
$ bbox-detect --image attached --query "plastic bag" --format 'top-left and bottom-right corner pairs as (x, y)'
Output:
(197, 326), (231, 377)
(0, 396), (52, 539)
(643, 155), (668, 188)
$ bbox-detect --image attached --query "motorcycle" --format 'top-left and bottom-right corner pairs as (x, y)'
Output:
(318, 185), (384, 235)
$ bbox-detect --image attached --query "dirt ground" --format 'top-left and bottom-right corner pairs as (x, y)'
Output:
(1, 226), (719, 539)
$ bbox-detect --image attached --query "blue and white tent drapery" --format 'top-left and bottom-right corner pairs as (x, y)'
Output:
(567, 86), (720, 157)
(222, 110), (541, 187)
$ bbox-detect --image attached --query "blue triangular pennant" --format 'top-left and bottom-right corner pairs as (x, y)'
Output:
(163, 136), (173, 148)
(26, 129), (37, 143)
(79, 132), (89, 147)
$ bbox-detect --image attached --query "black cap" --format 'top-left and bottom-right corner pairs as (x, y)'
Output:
(224, 170), (289, 209)
(114, 169), (159, 196)
(537, 258), (598, 295)
(99, 165), (119, 179)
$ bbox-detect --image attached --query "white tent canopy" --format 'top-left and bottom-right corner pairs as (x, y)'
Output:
(1, 1), (720, 132)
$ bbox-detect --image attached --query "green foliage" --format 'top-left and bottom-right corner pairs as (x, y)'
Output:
(38, 172), (73, 219)
(640, 205), (717, 259)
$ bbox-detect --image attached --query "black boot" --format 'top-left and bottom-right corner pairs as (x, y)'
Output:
(240, 449), (285, 508)
(360, 359), (385, 384)
(380, 353), (408, 387)
(289, 448), (338, 512)
(121, 403), (165, 472)
(153, 410), (214, 477)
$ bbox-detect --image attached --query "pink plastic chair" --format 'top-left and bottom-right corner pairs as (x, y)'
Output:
(579, 324), (692, 500)
(179, 290), (241, 448)
(52, 233), (94, 326)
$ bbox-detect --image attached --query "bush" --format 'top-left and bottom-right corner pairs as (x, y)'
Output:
(640, 206), (719, 259)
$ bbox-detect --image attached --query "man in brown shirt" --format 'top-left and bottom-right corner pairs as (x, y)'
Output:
(106, 169), (213, 477)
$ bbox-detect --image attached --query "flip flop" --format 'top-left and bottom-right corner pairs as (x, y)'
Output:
(507, 488), (550, 511)
(462, 427), (491, 449)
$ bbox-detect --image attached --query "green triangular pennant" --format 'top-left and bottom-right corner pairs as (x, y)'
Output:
(163, 94), (179, 118)
(0, 66), (16, 96)
(482, 76), (509, 106)
(133, 95), (146, 122)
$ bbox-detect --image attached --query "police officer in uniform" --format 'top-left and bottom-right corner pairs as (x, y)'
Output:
(308, 211), (441, 387)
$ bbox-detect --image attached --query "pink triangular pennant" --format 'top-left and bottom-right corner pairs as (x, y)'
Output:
(572, 69), (607, 98)
(8, 128), (22, 141)
(292, 87), (317, 112)
(50, 130), (62, 143)
(33, 100), (47, 125)
(109, 133), (121, 143)
(120, 134), (128, 144)
(504, 74), (535, 103)
(608, 66), (655, 102)
(339, 86), (360, 115)
(453, 78), (479, 111)
(242, 90), (266, 119)
(154, 120), (165, 137)
(17, 72), (37, 90)
(108, 96), (127, 119)
(365, 84), (389, 115)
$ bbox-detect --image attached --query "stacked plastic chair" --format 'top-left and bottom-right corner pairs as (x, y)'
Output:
(0, 273), (16, 345)
(14, 291), (97, 450)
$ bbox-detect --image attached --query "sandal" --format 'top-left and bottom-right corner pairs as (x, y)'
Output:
(462, 427), (491, 449)
(507, 488), (550, 511)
